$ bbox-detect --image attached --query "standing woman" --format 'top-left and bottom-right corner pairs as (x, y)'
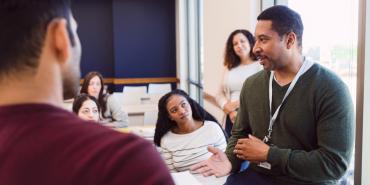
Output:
(216, 29), (262, 137)
(80, 71), (128, 128)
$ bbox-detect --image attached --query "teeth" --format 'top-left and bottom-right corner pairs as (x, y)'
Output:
(256, 55), (265, 60)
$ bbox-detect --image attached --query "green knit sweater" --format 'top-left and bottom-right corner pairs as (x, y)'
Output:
(226, 63), (354, 185)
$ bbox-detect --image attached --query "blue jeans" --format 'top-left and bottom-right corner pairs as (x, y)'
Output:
(225, 116), (233, 138)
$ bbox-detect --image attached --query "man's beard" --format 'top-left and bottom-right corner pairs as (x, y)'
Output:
(62, 74), (80, 100)
(62, 64), (81, 100)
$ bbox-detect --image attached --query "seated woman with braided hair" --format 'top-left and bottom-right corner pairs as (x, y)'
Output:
(154, 89), (227, 172)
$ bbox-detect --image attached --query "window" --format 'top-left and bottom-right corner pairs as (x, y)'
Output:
(186, 0), (203, 102)
(176, 0), (203, 103)
(280, 1), (358, 184)
(287, 1), (358, 105)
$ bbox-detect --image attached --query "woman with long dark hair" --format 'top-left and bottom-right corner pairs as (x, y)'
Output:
(154, 89), (226, 172)
(80, 71), (128, 128)
(216, 29), (262, 137)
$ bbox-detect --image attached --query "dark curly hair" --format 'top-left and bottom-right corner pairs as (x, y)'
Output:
(224, 29), (257, 70)
(72, 93), (101, 118)
(153, 89), (226, 146)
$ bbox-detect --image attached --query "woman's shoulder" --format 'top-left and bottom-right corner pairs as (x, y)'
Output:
(159, 131), (172, 145)
(159, 131), (187, 148)
(203, 121), (223, 133)
(105, 93), (118, 103)
(203, 120), (217, 126)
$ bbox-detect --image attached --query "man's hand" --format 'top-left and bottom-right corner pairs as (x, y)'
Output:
(190, 146), (231, 177)
(233, 134), (270, 163)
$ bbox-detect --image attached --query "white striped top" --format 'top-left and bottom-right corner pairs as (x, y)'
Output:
(158, 121), (227, 172)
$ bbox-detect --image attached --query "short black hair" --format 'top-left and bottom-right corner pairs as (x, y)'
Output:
(0, 0), (74, 77)
(257, 5), (303, 47)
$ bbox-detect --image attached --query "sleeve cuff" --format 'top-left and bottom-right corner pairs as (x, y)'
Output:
(267, 146), (290, 170)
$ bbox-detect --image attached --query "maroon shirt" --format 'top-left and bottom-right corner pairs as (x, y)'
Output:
(0, 104), (174, 185)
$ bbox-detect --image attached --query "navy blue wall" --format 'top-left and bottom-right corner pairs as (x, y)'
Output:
(112, 0), (176, 78)
(73, 0), (176, 84)
(73, 1), (114, 78)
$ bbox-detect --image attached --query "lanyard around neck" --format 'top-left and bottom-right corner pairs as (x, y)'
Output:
(264, 59), (314, 143)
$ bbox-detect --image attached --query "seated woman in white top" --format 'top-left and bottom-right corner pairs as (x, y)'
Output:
(80, 71), (128, 128)
(154, 89), (227, 172)
(72, 93), (100, 122)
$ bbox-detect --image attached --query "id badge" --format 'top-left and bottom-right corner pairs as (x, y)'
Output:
(258, 162), (271, 170)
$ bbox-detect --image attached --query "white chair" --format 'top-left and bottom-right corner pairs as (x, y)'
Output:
(123, 86), (147, 95)
(122, 86), (148, 105)
(112, 92), (140, 105)
(143, 110), (158, 125)
(148, 83), (172, 94)
(124, 94), (143, 105)
(148, 94), (163, 104)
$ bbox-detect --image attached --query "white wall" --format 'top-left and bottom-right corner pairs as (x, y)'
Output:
(202, 0), (260, 122)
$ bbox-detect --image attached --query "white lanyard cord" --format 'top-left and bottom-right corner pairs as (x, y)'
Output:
(264, 59), (314, 142)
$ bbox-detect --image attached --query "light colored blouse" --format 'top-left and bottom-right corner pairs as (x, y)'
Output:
(158, 121), (227, 172)
(101, 94), (129, 128)
(216, 62), (262, 109)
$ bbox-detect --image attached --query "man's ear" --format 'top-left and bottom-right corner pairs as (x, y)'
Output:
(285, 32), (297, 49)
(47, 18), (70, 64)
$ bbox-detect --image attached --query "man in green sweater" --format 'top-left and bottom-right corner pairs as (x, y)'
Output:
(191, 5), (354, 185)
